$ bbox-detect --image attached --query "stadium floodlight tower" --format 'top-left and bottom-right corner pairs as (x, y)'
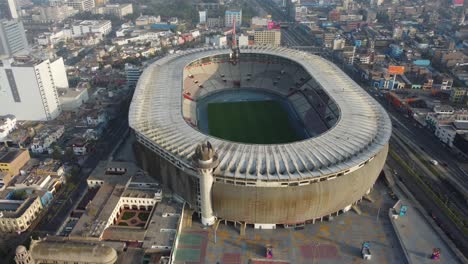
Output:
(229, 17), (240, 65)
(193, 141), (219, 226)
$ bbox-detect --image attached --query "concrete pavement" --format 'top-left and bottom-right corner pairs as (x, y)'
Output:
(389, 196), (461, 263)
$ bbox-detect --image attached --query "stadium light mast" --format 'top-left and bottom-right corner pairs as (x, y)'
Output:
(193, 141), (219, 226)
(230, 16), (240, 65)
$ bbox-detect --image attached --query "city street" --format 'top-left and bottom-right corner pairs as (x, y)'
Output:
(35, 96), (131, 234)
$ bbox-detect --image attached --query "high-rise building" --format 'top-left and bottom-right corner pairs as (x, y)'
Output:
(125, 63), (142, 86)
(0, 0), (19, 20)
(0, 57), (66, 120)
(199, 10), (207, 24)
(67, 0), (95, 11)
(253, 30), (282, 47)
(225, 10), (242, 27)
(0, 19), (28, 58)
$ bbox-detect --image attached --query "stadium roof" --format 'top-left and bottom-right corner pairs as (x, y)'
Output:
(129, 46), (391, 181)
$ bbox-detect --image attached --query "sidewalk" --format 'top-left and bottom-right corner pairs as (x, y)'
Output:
(390, 197), (460, 264)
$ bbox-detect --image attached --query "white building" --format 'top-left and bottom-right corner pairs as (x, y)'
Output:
(86, 110), (108, 126)
(251, 16), (270, 28)
(0, 115), (16, 140)
(0, 57), (65, 120)
(36, 31), (66, 47)
(205, 35), (227, 47)
(135, 15), (161, 26)
(57, 86), (89, 111)
(238, 34), (249, 46)
(66, 0), (95, 11)
(30, 125), (65, 154)
(0, 19), (28, 57)
(94, 4), (133, 18)
(435, 121), (468, 147)
(225, 10), (242, 27)
(71, 20), (112, 37)
(199, 11), (207, 24)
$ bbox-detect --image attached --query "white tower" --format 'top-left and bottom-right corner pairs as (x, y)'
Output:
(193, 141), (219, 226)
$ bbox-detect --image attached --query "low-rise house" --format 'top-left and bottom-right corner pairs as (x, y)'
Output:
(0, 115), (16, 141)
(71, 138), (88, 156)
(86, 110), (108, 127)
(30, 126), (65, 154)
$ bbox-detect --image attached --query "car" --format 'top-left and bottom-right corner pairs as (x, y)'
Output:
(430, 159), (438, 166)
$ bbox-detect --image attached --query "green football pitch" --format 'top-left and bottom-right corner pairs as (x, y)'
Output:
(207, 100), (300, 144)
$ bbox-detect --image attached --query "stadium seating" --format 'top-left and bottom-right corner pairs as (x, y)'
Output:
(182, 55), (341, 136)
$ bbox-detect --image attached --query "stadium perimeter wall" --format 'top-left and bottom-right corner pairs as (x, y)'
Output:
(135, 139), (388, 225)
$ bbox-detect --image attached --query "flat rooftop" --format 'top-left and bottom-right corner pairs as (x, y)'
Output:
(70, 183), (123, 238)
(0, 148), (25, 163)
(88, 161), (140, 185)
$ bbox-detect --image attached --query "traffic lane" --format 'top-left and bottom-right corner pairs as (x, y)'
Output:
(388, 105), (468, 190)
(364, 89), (467, 191)
(386, 156), (468, 255)
(390, 137), (468, 217)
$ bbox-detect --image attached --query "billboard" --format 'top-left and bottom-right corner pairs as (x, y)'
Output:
(388, 65), (405, 75)
(453, 0), (464, 7)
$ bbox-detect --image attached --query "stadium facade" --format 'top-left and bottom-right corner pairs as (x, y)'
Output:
(129, 46), (391, 228)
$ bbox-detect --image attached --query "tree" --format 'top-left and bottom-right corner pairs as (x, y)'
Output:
(63, 148), (76, 163)
(51, 144), (63, 160)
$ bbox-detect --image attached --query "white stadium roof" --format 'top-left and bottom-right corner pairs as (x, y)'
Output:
(129, 46), (391, 181)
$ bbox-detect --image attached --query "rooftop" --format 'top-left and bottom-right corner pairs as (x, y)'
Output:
(0, 197), (38, 218)
(0, 148), (25, 163)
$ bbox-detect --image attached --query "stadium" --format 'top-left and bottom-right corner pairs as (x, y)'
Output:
(129, 46), (391, 228)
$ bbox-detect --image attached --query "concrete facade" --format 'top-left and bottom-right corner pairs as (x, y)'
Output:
(0, 58), (62, 120)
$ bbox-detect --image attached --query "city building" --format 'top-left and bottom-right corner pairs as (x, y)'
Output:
(66, 0), (95, 11)
(15, 238), (118, 264)
(0, 0), (19, 20)
(71, 20), (112, 37)
(207, 17), (223, 28)
(59, 161), (182, 253)
(450, 87), (468, 104)
(0, 19), (28, 57)
(94, 0), (108, 6)
(86, 110), (108, 127)
(0, 57), (65, 120)
(0, 196), (42, 233)
(225, 10), (242, 27)
(199, 10), (207, 24)
(251, 16), (270, 28)
(57, 85), (89, 111)
(71, 137), (88, 155)
(0, 115), (16, 140)
(253, 30), (281, 47)
(125, 63), (142, 86)
(36, 31), (67, 47)
(135, 15), (161, 26)
(30, 125), (65, 154)
(0, 148), (30, 176)
(30, 5), (78, 23)
(94, 4), (133, 19)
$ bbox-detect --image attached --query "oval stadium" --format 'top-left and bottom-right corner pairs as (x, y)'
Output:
(129, 46), (391, 227)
